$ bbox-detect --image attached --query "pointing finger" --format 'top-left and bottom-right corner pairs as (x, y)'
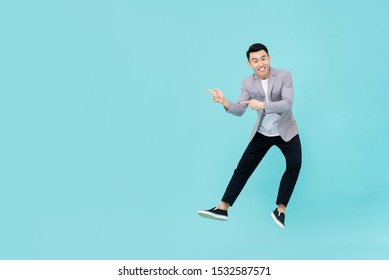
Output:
(205, 89), (217, 94)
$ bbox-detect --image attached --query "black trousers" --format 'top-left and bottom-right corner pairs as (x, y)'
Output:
(221, 133), (302, 207)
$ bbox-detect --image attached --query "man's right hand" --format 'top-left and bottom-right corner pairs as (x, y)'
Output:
(205, 89), (229, 109)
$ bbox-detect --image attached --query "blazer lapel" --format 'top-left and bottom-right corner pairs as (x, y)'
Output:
(268, 67), (276, 101)
(253, 75), (266, 100)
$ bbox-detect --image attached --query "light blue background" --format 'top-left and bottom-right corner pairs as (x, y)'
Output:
(1, 0), (388, 259)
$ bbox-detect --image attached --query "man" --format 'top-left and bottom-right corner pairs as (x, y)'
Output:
(198, 43), (302, 229)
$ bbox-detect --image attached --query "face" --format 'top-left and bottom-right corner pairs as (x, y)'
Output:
(248, 50), (271, 80)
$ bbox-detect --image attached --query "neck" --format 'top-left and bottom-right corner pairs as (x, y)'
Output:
(257, 73), (269, 80)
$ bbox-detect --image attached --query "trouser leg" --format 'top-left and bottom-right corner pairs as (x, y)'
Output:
(221, 133), (272, 206)
(275, 134), (302, 207)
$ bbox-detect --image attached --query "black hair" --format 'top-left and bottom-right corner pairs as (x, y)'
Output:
(246, 43), (269, 60)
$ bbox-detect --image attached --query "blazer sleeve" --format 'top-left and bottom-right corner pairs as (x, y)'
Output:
(226, 79), (251, 116)
(264, 71), (294, 114)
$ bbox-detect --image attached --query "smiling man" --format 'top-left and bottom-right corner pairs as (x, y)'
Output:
(198, 43), (302, 229)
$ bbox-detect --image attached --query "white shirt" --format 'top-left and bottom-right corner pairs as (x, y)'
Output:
(258, 79), (281, 136)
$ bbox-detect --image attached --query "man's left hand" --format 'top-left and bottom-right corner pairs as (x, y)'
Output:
(240, 99), (265, 110)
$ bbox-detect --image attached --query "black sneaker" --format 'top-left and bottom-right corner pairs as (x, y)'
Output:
(271, 208), (285, 229)
(198, 207), (228, 221)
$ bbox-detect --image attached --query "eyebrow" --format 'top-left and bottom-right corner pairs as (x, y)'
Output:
(251, 55), (267, 61)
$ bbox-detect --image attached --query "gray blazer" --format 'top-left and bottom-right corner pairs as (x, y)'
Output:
(226, 67), (298, 142)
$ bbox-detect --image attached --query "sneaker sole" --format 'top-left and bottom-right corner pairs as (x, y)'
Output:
(271, 212), (285, 229)
(198, 210), (228, 221)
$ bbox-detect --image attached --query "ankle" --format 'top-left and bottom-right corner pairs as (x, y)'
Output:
(277, 204), (286, 214)
(217, 202), (230, 211)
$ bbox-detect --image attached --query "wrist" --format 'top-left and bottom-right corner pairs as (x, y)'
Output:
(222, 99), (229, 109)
